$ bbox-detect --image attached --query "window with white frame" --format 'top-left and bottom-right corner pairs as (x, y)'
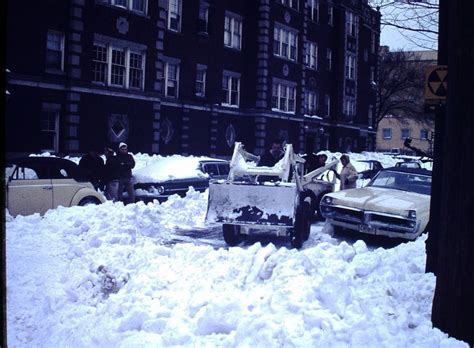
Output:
(346, 11), (357, 37)
(198, 1), (209, 33)
(195, 65), (206, 97)
(92, 42), (146, 90)
(420, 129), (429, 140)
(272, 80), (297, 113)
(305, 90), (318, 115)
(278, 0), (298, 10)
(46, 30), (65, 72)
(100, 0), (147, 14)
(345, 54), (356, 80)
(401, 128), (411, 140)
(324, 94), (331, 117)
(326, 48), (332, 70)
(222, 72), (240, 106)
(165, 61), (180, 98)
(304, 41), (318, 69)
(307, 0), (319, 22)
(167, 0), (182, 32)
(383, 128), (392, 139)
(40, 106), (60, 152)
(328, 2), (334, 25)
(344, 98), (355, 117)
(274, 24), (298, 61)
(224, 13), (242, 50)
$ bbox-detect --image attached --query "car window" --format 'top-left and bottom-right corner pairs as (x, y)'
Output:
(369, 171), (431, 194)
(50, 165), (72, 179)
(217, 163), (230, 176)
(11, 165), (39, 180)
(202, 163), (219, 177)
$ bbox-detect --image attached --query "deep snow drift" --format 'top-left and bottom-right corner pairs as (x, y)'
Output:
(6, 151), (465, 347)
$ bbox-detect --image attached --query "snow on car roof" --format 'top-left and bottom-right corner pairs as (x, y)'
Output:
(133, 155), (226, 183)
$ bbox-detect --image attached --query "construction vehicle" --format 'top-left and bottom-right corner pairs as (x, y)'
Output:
(205, 142), (337, 248)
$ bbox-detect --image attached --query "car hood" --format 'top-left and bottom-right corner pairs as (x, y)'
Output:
(327, 187), (430, 215)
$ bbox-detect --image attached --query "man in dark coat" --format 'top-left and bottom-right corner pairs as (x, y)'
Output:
(116, 142), (136, 204)
(103, 147), (121, 201)
(79, 148), (104, 190)
(257, 139), (284, 182)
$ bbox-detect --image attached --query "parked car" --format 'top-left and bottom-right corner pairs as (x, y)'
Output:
(320, 167), (432, 240)
(5, 156), (106, 217)
(357, 160), (383, 180)
(134, 157), (230, 202)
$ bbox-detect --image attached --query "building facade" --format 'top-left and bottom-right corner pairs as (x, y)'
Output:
(6, 0), (380, 158)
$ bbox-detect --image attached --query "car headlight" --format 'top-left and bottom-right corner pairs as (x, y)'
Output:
(408, 210), (417, 219)
(323, 196), (333, 205)
(157, 185), (165, 194)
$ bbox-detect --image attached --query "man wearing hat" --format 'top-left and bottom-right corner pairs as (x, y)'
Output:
(116, 142), (136, 204)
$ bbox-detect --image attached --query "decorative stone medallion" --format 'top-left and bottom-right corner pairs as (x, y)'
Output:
(116, 17), (129, 35)
(284, 11), (291, 24)
(283, 64), (289, 77)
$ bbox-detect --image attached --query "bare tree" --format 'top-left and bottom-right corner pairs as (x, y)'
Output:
(370, 0), (439, 50)
(376, 48), (428, 125)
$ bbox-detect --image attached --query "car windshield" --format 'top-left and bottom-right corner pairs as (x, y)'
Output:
(368, 170), (431, 195)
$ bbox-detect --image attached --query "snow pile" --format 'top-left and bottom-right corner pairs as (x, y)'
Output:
(6, 191), (467, 347)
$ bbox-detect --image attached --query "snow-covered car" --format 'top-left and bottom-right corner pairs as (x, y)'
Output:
(5, 156), (106, 217)
(320, 167), (432, 240)
(134, 157), (230, 202)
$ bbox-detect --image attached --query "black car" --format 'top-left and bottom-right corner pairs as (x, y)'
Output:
(357, 160), (383, 180)
(134, 158), (230, 202)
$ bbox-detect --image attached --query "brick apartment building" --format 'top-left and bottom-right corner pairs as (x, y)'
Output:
(6, 0), (380, 158)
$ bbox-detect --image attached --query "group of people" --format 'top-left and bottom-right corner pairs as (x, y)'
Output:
(78, 142), (136, 204)
(258, 139), (358, 190)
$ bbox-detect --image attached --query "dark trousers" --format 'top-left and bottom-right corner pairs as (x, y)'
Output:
(118, 178), (135, 204)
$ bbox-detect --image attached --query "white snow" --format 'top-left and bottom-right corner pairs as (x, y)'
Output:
(6, 151), (467, 347)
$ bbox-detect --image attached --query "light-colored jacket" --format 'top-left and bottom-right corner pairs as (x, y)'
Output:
(340, 162), (358, 190)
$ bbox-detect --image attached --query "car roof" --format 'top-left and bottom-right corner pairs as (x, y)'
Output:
(7, 156), (78, 167)
(381, 166), (432, 176)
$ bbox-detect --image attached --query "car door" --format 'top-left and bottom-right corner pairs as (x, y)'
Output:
(50, 162), (83, 208)
(7, 164), (53, 216)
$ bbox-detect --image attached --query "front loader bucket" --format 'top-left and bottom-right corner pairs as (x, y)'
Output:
(205, 181), (298, 227)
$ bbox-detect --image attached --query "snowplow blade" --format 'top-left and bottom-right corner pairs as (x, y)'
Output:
(206, 181), (298, 227)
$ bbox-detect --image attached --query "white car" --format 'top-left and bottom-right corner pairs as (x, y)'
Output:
(320, 167), (432, 240)
(5, 156), (106, 217)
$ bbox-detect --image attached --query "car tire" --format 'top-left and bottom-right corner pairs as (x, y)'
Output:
(223, 224), (241, 246)
(79, 197), (101, 206)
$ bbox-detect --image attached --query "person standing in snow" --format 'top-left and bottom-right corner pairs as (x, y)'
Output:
(333, 153), (358, 190)
(116, 142), (136, 204)
(79, 147), (105, 190)
(304, 152), (328, 173)
(103, 146), (120, 201)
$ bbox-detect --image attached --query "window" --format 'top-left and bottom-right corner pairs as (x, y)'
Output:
(420, 129), (429, 140)
(92, 42), (145, 90)
(305, 91), (318, 115)
(371, 32), (376, 53)
(198, 1), (209, 33)
(370, 67), (376, 83)
(278, 0), (298, 10)
(272, 81), (297, 113)
(326, 48), (332, 71)
(165, 61), (180, 98)
(324, 94), (331, 117)
(346, 11), (357, 37)
(307, 0), (319, 22)
(168, 0), (182, 32)
(41, 109), (60, 152)
(345, 54), (356, 80)
(304, 42), (318, 69)
(196, 65), (206, 97)
(224, 13), (242, 50)
(401, 128), (411, 139)
(46, 30), (65, 72)
(328, 2), (334, 25)
(368, 105), (373, 126)
(274, 25), (298, 61)
(100, 0), (147, 13)
(222, 72), (240, 107)
(383, 128), (392, 139)
(344, 98), (355, 117)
